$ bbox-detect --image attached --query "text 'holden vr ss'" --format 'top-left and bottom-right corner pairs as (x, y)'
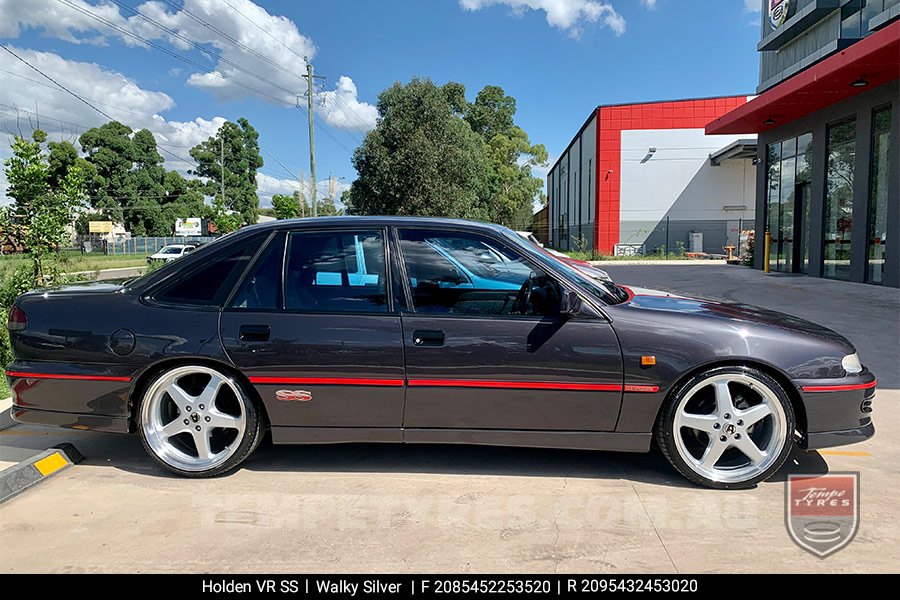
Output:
(5, 217), (875, 488)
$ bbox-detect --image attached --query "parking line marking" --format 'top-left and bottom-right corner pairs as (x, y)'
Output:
(34, 452), (68, 476)
(818, 450), (872, 457)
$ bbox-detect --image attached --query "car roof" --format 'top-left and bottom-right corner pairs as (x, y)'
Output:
(234, 216), (511, 235)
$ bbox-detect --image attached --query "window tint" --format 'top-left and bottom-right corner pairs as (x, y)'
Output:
(155, 234), (265, 306)
(284, 230), (387, 312)
(231, 233), (285, 310)
(398, 229), (559, 316)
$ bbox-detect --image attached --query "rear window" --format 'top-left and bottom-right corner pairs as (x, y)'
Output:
(153, 234), (266, 306)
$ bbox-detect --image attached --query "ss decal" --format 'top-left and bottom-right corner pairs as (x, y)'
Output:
(275, 389), (313, 402)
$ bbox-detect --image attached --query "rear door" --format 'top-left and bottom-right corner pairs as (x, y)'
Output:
(394, 227), (623, 433)
(220, 227), (405, 441)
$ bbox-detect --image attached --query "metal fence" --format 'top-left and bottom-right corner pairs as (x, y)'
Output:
(72, 235), (216, 255)
(547, 217), (754, 260)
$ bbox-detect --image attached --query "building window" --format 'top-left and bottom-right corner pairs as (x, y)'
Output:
(841, 0), (863, 39)
(867, 107), (892, 284)
(824, 119), (857, 281)
(765, 133), (813, 273)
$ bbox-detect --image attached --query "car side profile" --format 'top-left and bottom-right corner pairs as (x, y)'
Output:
(5, 217), (876, 488)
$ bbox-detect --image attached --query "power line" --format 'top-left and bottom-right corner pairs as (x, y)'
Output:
(0, 103), (195, 166)
(52, 0), (357, 157)
(218, 0), (309, 66)
(211, 0), (369, 146)
(1, 44), (115, 122)
(108, 0), (299, 99)
(157, 0), (305, 84)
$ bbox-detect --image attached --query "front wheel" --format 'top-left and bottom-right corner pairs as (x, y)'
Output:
(656, 366), (795, 489)
(138, 365), (261, 477)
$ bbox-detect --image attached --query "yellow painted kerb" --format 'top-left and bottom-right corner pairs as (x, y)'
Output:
(34, 452), (68, 476)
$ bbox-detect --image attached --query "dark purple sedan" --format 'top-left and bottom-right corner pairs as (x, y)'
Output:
(5, 217), (875, 488)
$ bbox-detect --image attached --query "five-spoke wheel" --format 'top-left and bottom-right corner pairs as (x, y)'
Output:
(657, 366), (795, 489)
(138, 365), (261, 477)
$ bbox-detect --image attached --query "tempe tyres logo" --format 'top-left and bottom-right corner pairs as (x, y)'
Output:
(786, 473), (859, 558)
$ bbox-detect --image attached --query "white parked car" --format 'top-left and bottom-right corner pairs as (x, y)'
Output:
(147, 244), (195, 264)
(515, 231), (570, 259)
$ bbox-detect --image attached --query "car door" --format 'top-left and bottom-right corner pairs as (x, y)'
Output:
(395, 227), (623, 433)
(220, 227), (405, 443)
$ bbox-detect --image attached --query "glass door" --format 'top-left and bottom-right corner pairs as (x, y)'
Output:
(793, 182), (810, 274)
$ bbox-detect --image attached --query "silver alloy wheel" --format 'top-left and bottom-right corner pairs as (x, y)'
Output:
(672, 373), (787, 484)
(140, 366), (246, 473)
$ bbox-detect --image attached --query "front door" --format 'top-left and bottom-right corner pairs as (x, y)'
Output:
(793, 182), (811, 274)
(220, 228), (405, 440)
(394, 227), (623, 433)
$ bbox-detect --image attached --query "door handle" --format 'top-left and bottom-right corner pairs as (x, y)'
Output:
(412, 330), (444, 347)
(239, 324), (270, 342)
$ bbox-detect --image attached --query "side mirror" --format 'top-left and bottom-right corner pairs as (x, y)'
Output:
(560, 288), (582, 317)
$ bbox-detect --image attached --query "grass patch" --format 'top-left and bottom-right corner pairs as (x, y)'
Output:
(0, 251), (147, 280)
(0, 376), (8, 400)
(558, 250), (693, 261)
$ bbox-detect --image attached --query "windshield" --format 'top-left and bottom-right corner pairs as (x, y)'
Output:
(160, 246), (183, 254)
(499, 227), (629, 305)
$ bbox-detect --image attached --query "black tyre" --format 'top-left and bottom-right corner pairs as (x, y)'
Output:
(137, 364), (262, 477)
(655, 365), (795, 489)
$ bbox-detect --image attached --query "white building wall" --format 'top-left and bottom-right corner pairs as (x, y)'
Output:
(619, 128), (756, 254)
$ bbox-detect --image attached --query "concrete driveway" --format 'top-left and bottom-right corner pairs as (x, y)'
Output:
(1, 265), (897, 573)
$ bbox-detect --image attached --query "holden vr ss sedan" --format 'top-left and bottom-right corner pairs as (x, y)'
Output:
(5, 217), (876, 488)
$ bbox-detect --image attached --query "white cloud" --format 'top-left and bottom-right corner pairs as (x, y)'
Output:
(0, 0), (378, 121)
(256, 172), (302, 203)
(0, 47), (231, 201)
(256, 173), (350, 208)
(0, 46), (174, 131)
(640, 0), (657, 8)
(744, 0), (761, 12)
(459, 0), (626, 36)
(318, 76), (378, 131)
(0, 0), (137, 46)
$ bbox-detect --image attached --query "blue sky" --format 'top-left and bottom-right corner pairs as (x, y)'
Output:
(0, 0), (763, 206)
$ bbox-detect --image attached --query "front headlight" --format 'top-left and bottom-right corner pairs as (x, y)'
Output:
(841, 353), (863, 374)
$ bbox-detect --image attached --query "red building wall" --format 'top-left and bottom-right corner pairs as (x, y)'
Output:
(594, 96), (750, 254)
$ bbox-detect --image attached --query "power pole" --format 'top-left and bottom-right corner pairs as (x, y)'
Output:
(302, 61), (325, 217)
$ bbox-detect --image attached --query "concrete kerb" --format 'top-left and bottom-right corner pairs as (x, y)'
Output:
(0, 397), (13, 431)
(0, 443), (84, 504)
(588, 259), (729, 266)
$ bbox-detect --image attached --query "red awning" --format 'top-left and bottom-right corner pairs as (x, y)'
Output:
(707, 20), (900, 135)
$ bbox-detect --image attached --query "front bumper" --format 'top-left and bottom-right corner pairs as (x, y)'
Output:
(794, 372), (876, 450)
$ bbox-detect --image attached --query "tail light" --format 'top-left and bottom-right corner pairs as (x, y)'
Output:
(8, 305), (27, 332)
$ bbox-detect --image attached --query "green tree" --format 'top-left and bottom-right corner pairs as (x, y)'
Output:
(349, 78), (489, 219)
(190, 118), (263, 227)
(2, 130), (87, 286)
(272, 193), (298, 219)
(79, 121), (135, 225)
(210, 194), (240, 234)
(464, 86), (548, 229)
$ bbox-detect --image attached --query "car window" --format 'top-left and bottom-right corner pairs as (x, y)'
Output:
(160, 246), (183, 255)
(398, 229), (560, 316)
(153, 234), (265, 306)
(230, 233), (285, 310)
(284, 230), (388, 312)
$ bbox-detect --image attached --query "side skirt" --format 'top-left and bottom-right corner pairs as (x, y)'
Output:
(271, 426), (652, 453)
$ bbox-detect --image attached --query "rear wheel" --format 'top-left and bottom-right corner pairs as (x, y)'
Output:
(138, 365), (261, 477)
(656, 366), (795, 489)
